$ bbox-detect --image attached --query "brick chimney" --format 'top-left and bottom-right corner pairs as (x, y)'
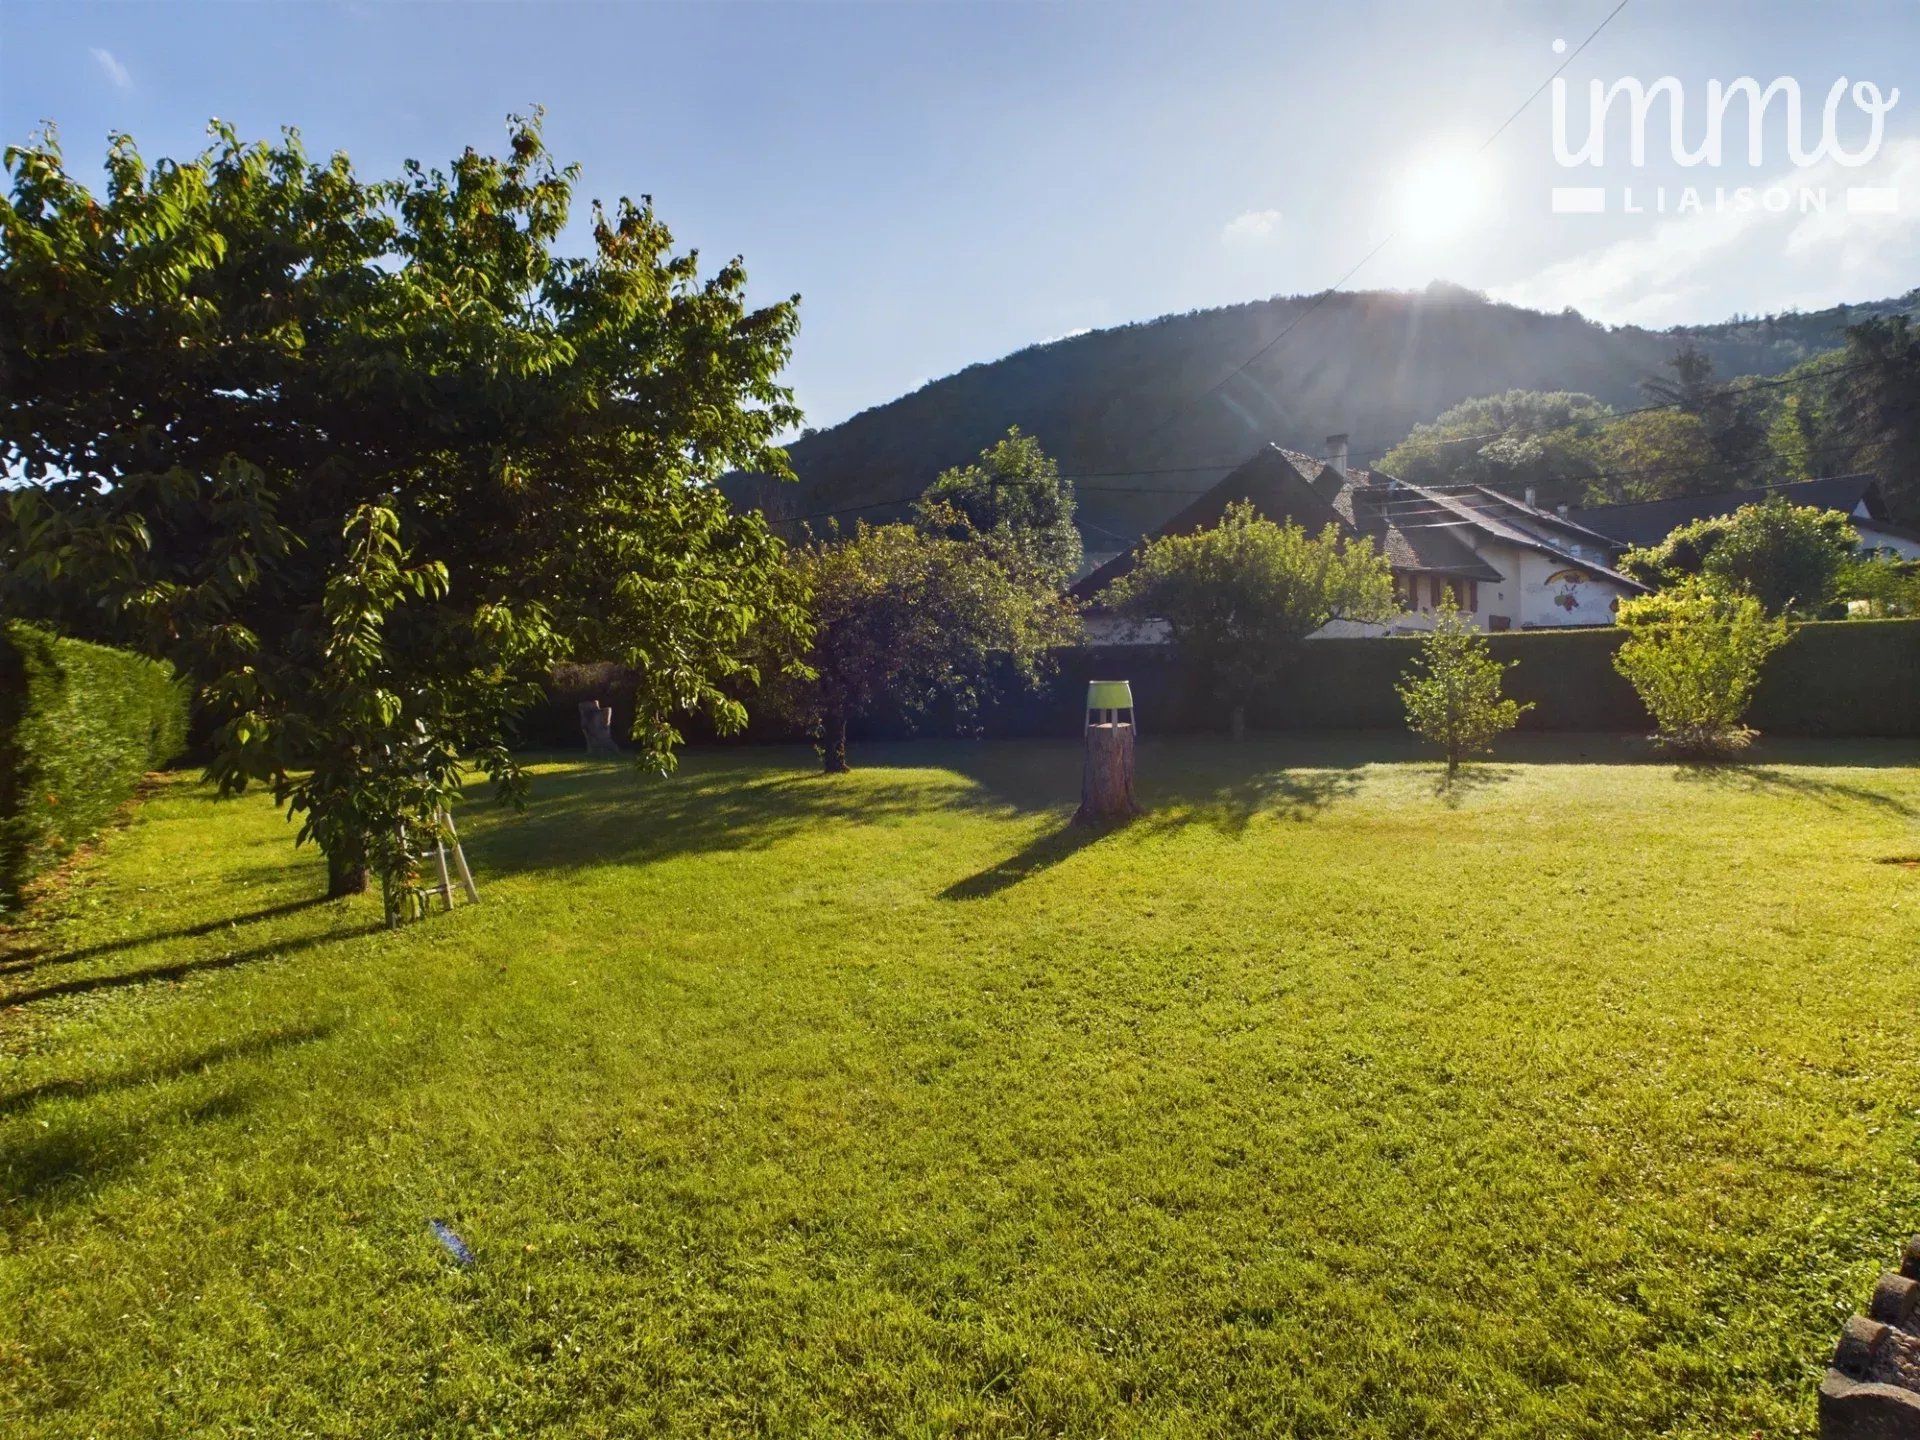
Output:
(1325, 433), (1349, 479)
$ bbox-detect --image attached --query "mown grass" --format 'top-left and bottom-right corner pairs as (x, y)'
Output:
(2, 734), (1918, 1438)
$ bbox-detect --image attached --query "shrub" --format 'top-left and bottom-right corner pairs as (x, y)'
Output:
(1611, 583), (1789, 757)
(761, 519), (1080, 773)
(1619, 498), (1857, 615)
(0, 623), (188, 909)
(1397, 598), (1532, 774)
(1108, 501), (1395, 740)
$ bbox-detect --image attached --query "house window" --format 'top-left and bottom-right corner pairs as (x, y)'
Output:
(1489, 615), (1511, 631)
(1468, 580), (1479, 611)
(1429, 575), (1444, 609)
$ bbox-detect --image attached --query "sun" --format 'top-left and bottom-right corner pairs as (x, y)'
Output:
(1395, 143), (1494, 245)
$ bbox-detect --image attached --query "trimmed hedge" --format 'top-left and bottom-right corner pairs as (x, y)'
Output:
(527, 618), (1918, 751)
(0, 623), (189, 909)
(973, 620), (1918, 738)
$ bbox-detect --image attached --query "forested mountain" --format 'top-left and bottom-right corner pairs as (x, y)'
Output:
(732, 283), (1920, 549)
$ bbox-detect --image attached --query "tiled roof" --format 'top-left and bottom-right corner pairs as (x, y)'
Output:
(1569, 475), (1885, 548)
(1070, 443), (1652, 604)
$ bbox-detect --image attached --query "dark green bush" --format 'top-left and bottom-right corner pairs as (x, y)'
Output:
(0, 623), (189, 909)
(935, 619), (1917, 740)
(528, 618), (1919, 751)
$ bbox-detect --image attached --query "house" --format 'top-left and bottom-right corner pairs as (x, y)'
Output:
(1567, 475), (1920, 562)
(1070, 438), (1648, 640)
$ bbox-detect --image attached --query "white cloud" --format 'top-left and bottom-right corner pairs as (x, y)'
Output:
(1495, 138), (1920, 324)
(1221, 208), (1284, 246)
(91, 47), (132, 90)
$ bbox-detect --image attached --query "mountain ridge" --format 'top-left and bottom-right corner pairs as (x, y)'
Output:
(735, 282), (1920, 547)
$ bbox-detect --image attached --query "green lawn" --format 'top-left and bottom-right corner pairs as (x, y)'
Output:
(3, 735), (1919, 1438)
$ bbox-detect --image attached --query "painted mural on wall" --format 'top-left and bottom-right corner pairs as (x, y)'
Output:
(1548, 568), (1589, 613)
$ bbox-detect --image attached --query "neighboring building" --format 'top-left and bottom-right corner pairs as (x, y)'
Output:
(1568, 475), (1920, 562)
(1070, 438), (1647, 640)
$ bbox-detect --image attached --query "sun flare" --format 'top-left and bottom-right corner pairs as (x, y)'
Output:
(1395, 143), (1493, 244)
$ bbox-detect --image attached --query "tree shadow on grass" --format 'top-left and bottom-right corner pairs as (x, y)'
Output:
(0, 1081), (264, 1210)
(464, 746), (1067, 880)
(0, 924), (381, 1011)
(0, 1022), (336, 1211)
(0, 896), (337, 978)
(940, 822), (1112, 900)
(942, 754), (1367, 900)
(0, 1021), (335, 1118)
(1138, 764), (1363, 836)
(1673, 762), (1918, 818)
(1430, 764), (1521, 809)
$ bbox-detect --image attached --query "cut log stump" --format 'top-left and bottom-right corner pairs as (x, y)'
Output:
(579, 700), (619, 755)
(1074, 722), (1140, 826)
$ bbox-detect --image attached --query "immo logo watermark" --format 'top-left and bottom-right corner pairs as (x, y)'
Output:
(1548, 42), (1900, 216)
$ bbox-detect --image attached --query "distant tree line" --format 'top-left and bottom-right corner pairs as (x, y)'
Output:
(1377, 322), (1920, 521)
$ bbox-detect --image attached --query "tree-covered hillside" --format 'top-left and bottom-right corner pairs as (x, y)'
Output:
(732, 283), (1920, 549)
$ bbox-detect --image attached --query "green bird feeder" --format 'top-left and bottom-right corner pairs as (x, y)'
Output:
(1084, 679), (1136, 734)
(1076, 679), (1141, 824)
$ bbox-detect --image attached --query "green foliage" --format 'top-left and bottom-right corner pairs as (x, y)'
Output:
(914, 426), (1082, 586)
(1637, 342), (1772, 491)
(1612, 582), (1790, 756)
(1619, 498), (1856, 615)
(0, 116), (806, 905)
(0, 623), (187, 908)
(1836, 553), (1920, 616)
(764, 520), (1079, 770)
(1377, 390), (1612, 499)
(1586, 409), (1717, 503)
(1110, 501), (1395, 733)
(1766, 394), (1818, 480)
(1827, 315), (1920, 520)
(1396, 597), (1531, 774)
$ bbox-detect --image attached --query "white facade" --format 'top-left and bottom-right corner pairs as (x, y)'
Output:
(1853, 516), (1920, 561)
(1088, 532), (1637, 643)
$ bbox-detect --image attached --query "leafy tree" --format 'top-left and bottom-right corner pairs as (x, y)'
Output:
(1835, 553), (1920, 616)
(1108, 501), (1395, 740)
(1396, 595), (1531, 776)
(1618, 499), (1855, 615)
(767, 515), (1078, 773)
(1586, 409), (1718, 503)
(1766, 394), (1818, 480)
(914, 426), (1082, 585)
(0, 116), (806, 905)
(1612, 581), (1789, 757)
(1827, 316), (1920, 520)
(1640, 343), (1770, 492)
(1377, 390), (1610, 502)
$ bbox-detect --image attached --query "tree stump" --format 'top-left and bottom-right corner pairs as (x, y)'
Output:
(1074, 722), (1140, 826)
(579, 700), (618, 755)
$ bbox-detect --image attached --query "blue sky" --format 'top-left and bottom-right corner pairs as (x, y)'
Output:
(6, 0), (1918, 431)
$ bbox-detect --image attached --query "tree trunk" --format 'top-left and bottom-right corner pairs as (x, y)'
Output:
(327, 851), (370, 898)
(821, 714), (850, 774)
(1229, 704), (1247, 742)
(1074, 722), (1141, 826)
